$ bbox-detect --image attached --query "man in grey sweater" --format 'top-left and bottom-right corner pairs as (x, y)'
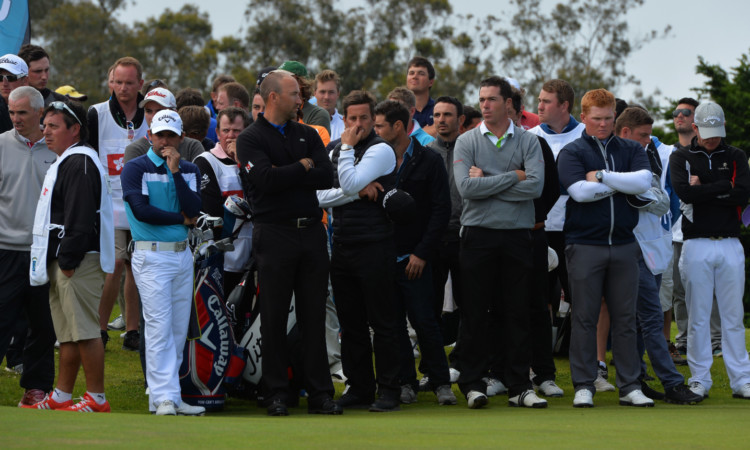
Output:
(452, 76), (545, 409)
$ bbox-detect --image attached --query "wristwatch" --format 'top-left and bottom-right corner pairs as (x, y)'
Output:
(595, 170), (604, 182)
(341, 144), (354, 151)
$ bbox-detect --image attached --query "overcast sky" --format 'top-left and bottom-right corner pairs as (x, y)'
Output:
(118, 0), (750, 107)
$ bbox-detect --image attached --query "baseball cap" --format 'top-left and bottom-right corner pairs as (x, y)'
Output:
(55, 85), (88, 101)
(150, 110), (182, 135)
(694, 101), (726, 139)
(278, 61), (308, 78)
(256, 66), (277, 87)
(505, 77), (521, 90)
(0, 54), (28, 77)
(139, 87), (176, 109)
(378, 188), (416, 224)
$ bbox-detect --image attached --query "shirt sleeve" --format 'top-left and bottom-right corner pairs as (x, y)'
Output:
(337, 143), (396, 195)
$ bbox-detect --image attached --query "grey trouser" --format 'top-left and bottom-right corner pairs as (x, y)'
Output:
(567, 242), (641, 395)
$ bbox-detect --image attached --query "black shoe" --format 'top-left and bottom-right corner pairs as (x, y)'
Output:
(308, 397), (343, 415)
(369, 395), (400, 412)
(664, 384), (704, 405)
(640, 380), (665, 401)
(336, 391), (373, 409)
(100, 330), (109, 348)
(122, 331), (140, 352)
(267, 398), (289, 416)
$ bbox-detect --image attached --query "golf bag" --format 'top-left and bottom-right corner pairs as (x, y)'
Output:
(179, 196), (251, 411)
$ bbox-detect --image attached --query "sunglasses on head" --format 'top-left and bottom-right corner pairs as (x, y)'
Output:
(672, 108), (693, 118)
(49, 101), (82, 125)
(1, 74), (23, 83)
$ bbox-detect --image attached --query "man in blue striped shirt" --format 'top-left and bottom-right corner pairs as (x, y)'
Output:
(121, 110), (204, 416)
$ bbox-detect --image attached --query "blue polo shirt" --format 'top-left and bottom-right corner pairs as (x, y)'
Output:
(121, 148), (201, 242)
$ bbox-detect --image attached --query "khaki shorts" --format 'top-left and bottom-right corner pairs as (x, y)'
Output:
(115, 229), (132, 261)
(49, 253), (105, 343)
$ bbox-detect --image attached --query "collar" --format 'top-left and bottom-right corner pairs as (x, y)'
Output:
(211, 143), (229, 160)
(259, 112), (288, 135)
(434, 134), (456, 149)
(405, 137), (415, 158)
(109, 92), (145, 129)
(147, 147), (165, 167)
(14, 129), (45, 146)
(417, 97), (435, 113)
(540, 115), (579, 135)
(408, 118), (422, 135)
(480, 119), (515, 138)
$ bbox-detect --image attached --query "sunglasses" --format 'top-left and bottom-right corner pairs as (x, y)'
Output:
(672, 108), (693, 118)
(49, 101), (82, 125)
(1, 74), (24, 83)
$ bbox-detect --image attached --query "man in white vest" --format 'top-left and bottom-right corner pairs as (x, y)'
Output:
(87, 57), (148, 349)
(23, 100), (115, 412)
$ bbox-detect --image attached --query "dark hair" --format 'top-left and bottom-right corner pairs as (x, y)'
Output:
(216, 106), (251, 129)
(342, 90), (377, 119)
(615, 98), (629, 121)
(175, 88), (205, 110)
(178, 105), (210, 140)
(615, 106), (654, 135)
(462, 105), (482, 127)
(374, 99), (410, 131)
(541, 79), (574, 113)
(479, 76), (512, 100)
(434, 96), (463, 117)
(509, 88), (523, 116)
(676, 97), (699, 108)
(211, 74), (235, 93)
(407, 56), (435, 80)
(44, 100), (89, 143)
(220, 82), (250, 109)
(18, 44), (49, 64)
(141, 79), (168, 96)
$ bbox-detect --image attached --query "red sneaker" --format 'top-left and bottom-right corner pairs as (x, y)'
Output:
(20, 393), (72, 410)
(60, 393), (111, 413)
(18, 389), (46, 407)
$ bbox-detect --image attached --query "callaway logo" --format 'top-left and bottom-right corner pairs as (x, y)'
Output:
(0, 57), (17, 65)
(158, 115), (176, 123)
(701, 115), (722, 126)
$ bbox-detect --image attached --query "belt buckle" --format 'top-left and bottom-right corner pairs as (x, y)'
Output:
(151, 242), (157, 251)
(296, 218), (304, 228)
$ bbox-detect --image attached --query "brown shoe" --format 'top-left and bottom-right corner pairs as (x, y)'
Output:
(18, 389), (46, 407)
(669, 342), (687, 366)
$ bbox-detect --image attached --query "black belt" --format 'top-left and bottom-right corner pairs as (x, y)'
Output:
(275, 217), (317, 228)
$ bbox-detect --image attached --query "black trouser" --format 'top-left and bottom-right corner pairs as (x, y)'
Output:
(331, 238), (400, 400)
(253, 222), (334, 406)
(529, 228), (556, 383)
(0, 249), (56, 392)
(432, 238), (462, 369)
(546, 231), (570, 310)
(457, 227), (533, 398)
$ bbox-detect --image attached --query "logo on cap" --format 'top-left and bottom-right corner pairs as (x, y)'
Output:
(0, 58), (17, 65)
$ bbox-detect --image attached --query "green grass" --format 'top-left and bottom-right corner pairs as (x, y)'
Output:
(2, 317), (750, 448)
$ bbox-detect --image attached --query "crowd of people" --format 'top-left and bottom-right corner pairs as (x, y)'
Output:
(1, 44), (750, 416)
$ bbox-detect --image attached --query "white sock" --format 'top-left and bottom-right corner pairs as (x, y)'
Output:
(87, 391), (107, 405)
(52, 388), (72, 403)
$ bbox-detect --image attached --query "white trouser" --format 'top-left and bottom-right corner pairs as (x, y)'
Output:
(680, 238), (750, 392)
(131, 247), (193, 410)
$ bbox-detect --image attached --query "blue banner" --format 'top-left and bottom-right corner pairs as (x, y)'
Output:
(0, 0), (30, 55)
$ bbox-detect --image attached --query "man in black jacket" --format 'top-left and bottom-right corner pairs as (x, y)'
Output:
(237, 70), (340, 416)
(317, 90), (402, 412)
(372, 100), (455, 406)
(669, 101), (750, 400)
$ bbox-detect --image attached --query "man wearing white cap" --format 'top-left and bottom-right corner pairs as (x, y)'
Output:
(0, 54), (29, 133)
(669, 101), (750, 400)
(121, 109), (204, 416)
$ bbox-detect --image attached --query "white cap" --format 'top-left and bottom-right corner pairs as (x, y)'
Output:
(0, 54), (28, 77)
(505, 77), (521, 90)
(150, 110), (182, 135)
(139, 87), (176, 109)
(694, 101), (726, 139)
